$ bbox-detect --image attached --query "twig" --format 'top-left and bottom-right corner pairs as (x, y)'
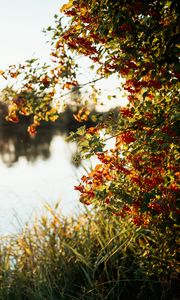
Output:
(59, 76), (104, 98)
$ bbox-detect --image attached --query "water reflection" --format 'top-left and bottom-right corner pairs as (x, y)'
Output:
(0, 132), (86, 236)
(0, 125), (54, 167)
(0, 103), (96, 167)
(0, 112), (93, 235)
(0, 104), (99, 235)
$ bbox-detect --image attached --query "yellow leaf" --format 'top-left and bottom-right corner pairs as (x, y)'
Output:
(80, 7), (87, 16)
(73, 107), (90, 122)
(74, 24), (82, 31)
(60, 0), (73, 12)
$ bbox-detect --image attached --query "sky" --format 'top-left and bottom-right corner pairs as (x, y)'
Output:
(0, 0), (66, 69)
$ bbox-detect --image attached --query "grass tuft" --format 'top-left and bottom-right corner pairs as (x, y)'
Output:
(0, 203), (179, 300)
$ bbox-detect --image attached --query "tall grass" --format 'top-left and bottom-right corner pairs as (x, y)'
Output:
(0, 203), (179, 300)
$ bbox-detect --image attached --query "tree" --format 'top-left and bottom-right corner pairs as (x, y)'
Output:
(1, 0), (179, 225)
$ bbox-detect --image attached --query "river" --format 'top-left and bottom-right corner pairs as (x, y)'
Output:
(0, 124), (92, 236)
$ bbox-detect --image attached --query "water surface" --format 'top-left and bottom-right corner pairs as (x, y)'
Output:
(0, 125), (89, 235)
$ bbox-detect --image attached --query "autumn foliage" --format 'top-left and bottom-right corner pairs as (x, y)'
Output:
(61, 0), (180, 225)
(1, 0), (180, 225)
